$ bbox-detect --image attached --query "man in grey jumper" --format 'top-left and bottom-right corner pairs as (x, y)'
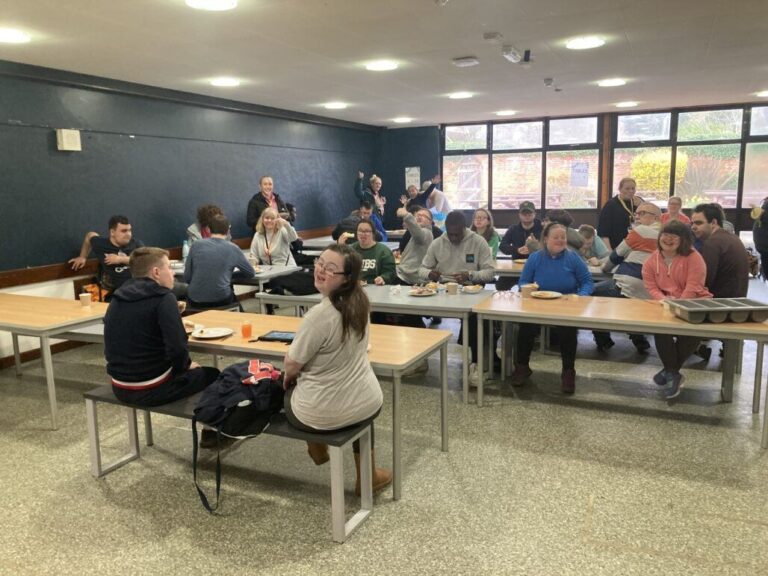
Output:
(184, 215), (255, 308)
(419, 211), (496, 379)
(396, 206), (435, 285)
(419, 211), (495, 285)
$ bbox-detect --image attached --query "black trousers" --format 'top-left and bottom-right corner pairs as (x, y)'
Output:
(515, 323), (577, 371)
(283, 386), (379, 453)
(113, 367), (220, 407)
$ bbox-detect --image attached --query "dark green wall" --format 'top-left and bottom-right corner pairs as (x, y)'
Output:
(0, 62), (381, 271)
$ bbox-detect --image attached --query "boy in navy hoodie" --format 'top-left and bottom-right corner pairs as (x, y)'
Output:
(104, 247), (219, 407)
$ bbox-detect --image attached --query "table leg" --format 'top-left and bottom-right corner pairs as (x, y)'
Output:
(259, 284), (267, 314)
(462, 313), (469, 403)
(500, 322), (506, 380)
(477, 315), (484, 407)
(392, 372), (402, 500)
(40, 336), (58, 430)
(487, 319), (494, 380)
(753, 342), (764, 414)
(721, 339), (736, 403)
(440, 343), (448, 453)
(12, 333), (22, 376)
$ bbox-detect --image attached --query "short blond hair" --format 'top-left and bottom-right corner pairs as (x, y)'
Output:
(129, 247), (168, 278)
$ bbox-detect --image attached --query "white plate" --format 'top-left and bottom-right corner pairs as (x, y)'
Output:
(191, 327), (234, 339)
(531, 291), (562, 300)
(462, 285), (483, 294)
(513, 259), (528, 265)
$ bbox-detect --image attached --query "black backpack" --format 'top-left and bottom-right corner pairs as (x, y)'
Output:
(192, 360), (285, 512)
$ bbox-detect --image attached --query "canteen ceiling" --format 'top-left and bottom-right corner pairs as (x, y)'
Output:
(2, 0), (768, 127)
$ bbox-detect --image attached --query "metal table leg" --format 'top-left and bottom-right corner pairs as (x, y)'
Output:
(753, 342), (764, 414)
(40, 336), (58, 430)
(441, 343), (448, 452)
(477, 315), (485, 407)
(462, 313), (469, 403)
(12, 333), (22, 376)
(392, 372), (402, 500)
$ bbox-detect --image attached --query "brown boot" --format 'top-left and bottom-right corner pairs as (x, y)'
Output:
(354, 450), (393, 496)
(306, 441), (329, 465)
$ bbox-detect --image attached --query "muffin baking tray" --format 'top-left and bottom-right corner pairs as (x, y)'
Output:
(666, 298), (768, 324)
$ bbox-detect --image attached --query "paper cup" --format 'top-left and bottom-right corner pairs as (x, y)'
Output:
(446, 282), (459, 295)
(79, 293), (91, 307)
(520, 283), (538, 298)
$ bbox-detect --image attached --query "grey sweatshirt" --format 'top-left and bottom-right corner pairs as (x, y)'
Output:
(419, 229), (495, 283)
(184, 237), (254, 303)
(397, 213), (434, 284)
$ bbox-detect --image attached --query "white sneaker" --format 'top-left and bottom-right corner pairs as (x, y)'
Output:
(468, 363), (479, 387)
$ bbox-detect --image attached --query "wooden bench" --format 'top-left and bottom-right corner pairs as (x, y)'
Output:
(84, 385), (374, 543)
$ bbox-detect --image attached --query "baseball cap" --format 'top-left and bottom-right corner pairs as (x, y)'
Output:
(519, 201), (536, 213)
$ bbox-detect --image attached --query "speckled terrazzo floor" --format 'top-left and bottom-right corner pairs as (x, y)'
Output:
(2, 285), (768, 575)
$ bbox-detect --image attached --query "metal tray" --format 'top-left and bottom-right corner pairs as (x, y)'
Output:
(666, 298), (768, 324)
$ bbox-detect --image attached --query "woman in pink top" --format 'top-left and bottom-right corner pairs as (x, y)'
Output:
(660, 196), (691, 225)
(642, 220), (712, 399)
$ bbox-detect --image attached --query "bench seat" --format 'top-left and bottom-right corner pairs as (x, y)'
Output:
(84, 385), (373, 543)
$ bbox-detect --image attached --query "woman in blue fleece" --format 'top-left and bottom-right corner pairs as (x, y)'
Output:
(512, 222), (594, 394)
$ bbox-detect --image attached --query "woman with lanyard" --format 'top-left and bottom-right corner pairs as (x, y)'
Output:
(250, 208), (298, 266)
(598, 177), (643, 250)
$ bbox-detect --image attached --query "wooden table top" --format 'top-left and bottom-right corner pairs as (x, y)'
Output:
(473, 295), (768, 339)
(185, 310), (451, 370)
(493, 259), (606, 277)
(0, 293), (108, 333)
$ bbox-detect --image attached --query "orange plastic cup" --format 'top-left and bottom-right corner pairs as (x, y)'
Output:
(241, 321), (252, 339)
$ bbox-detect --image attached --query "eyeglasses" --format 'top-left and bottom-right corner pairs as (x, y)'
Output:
(357, 229), (373, 235)
(314, 259), (345, 275)
(635, 210), (655, 217)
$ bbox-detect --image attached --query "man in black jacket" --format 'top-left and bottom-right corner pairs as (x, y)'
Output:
(104, 247), (219, 407)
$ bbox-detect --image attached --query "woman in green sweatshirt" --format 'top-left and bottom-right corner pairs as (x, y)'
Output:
(351, 219), (396, 285)
(470, 208), (501, 258)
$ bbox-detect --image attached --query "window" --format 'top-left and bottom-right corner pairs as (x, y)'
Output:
(674, 144), (740, 208)
(617, 113), (671, 142)
(751, 107), (768, 137)
(546, 150), (599, 209)
(612, 147), (673, 205)
(491, 153), (542, 209)
(493, 121), (543, 150)
(742, 143), (768, 207)
(445, 125), (487, 151)
(677, 109), (743, 141)
(442, 154), (489, 210)
(549, 117), (597, 145)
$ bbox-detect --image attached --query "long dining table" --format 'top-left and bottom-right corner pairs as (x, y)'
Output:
(0, 293), (108, 429)
(473, 294), (768, 447)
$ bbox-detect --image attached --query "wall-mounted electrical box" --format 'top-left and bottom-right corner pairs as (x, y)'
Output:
(56, 129), (82, 151)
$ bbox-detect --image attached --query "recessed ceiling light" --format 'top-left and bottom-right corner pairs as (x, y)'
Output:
(0, 28), (31, 44)
(392, 117), (413, 124)
(756, 91), (768, 98)
(210, 77), (240, 87)
(448, 92), (473, 99)
(186, 0), (237, 10)
(495, 110), (517, 116)
(598, 78), (626, 87)
(324, 102), (348, 110)
(566, 36), (605, 50)
(616, 101), (639, 108)
(365, 60), (399, 72)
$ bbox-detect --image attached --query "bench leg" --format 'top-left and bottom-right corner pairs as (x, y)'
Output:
(86, 399), (141, 478)
(329, 428), (372, 543)
(40, 336), (58, 430)
(144, 411), (154, 446)
(12, 333), (22, 376)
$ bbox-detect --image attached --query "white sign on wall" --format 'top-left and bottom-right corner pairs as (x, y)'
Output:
(405, 166), (421, 189)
